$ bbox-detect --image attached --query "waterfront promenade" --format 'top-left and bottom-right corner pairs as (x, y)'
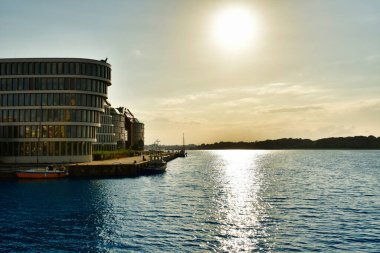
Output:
(0, 153), (179, 179)
(66, 154), (157, 178)
(81, 155), (147, 166)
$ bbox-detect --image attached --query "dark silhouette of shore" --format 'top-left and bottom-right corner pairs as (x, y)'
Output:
(196, 136), (380, 150)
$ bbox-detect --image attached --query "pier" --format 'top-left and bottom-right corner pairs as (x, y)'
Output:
(0, 152), (180, 179)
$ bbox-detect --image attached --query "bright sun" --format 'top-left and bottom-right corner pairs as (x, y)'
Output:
(211, 5), (258, 53)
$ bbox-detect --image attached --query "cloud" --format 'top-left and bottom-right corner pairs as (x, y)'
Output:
(149, 117), (202, 126)
(222, 97), (260, 107)
(265, 105), (324, 114)
(159, 91), (220, 106)
(156, 82), (331, 117)
(365, 54), (380, 62)
(159, 98), (186, 106)
(325, 98), (380, 113)
(358, 15), (380, 24)
(353, 99), (380, 112)
(315, 124), (358, 138)
(327, 59), (356, 66)
(130, 49), (143, 58)
(253, 83), (326, 96)
(187, 92), (218, 100)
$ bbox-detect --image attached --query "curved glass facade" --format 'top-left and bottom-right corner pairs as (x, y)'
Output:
(0, 58), (111, 163)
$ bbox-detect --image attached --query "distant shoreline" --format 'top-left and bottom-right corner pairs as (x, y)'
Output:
(185, 136), (380, 150)
(193, 148), (380, 150)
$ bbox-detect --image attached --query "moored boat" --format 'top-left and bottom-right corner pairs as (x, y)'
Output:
(143, 154), (167, 174)
(15, 165), (68, 179)
(178, 149), (187, 158)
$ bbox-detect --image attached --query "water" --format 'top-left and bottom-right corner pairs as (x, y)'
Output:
(1, 150), (379, 252)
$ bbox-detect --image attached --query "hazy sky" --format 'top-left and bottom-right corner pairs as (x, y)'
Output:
(1, 0), (380, 144)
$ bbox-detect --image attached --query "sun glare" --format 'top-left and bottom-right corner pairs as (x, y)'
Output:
(211, 5), (258, 53)
(212, 6), (257, 51)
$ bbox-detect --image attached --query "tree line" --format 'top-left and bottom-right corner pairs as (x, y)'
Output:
(196, 136), (380, 150)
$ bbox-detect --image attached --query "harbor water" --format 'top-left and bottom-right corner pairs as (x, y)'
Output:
(1, 150), (379, 252)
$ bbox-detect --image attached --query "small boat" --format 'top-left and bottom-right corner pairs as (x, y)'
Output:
(144, 154), (167, 174)
(15, 165), (68, 179)
(178, 149), (187, 158)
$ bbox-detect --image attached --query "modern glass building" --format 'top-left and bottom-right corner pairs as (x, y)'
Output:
(0, 58), (111, 163)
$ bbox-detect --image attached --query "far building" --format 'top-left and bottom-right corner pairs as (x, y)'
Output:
(93, 100), (116, 151)
(94, 105), (143, 152)
(110, 107), (125, 149)
(131, 118), (145, 150)
(118, 107), (144, 150)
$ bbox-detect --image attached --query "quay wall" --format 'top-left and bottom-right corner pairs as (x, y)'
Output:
(0, 153), (179, 179)
(66, 162), (148, 178)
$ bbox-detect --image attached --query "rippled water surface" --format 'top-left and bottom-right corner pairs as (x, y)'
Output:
(1, 150), (379, 252)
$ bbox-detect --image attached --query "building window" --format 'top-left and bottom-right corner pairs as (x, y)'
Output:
(42, 94), (47, 106)
(61, 142), (66, 156)
(22, 78), (28, 90)
(43, 142), (48, 156)
(41, 63), (46, 75)
(58, 63), (63, 74)
(49, 142), (54, 156)
(53, 93), (59, 106)
(1, 94), (6, 106)
(52, 78), (57, 90)
(36, 93), (41, 106)
(64, 78), (69, 90)
(30, 93), (35, 106)
(48, 125), (53, 138)
(42, 125), (47, 138)
(67, 142), (72, 156)
(52, 63), (57, 75)
(17, 78), (23, 90)
(63, 63), (69, 74)
(19, 109), (24, 122)
(25, 109), (30, 122)
(41, 78), (46, 90)
(35, 63), (41, 75)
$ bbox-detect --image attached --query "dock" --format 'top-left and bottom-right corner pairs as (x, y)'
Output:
(0, 152), (180, 179)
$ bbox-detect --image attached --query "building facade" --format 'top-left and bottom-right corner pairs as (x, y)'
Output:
(119, 107), (144, 150)
(0, 58), (111, 163)
(131, 118), (144, 150)
(93, 101), (116, 151)
(110, 107), (125, 149)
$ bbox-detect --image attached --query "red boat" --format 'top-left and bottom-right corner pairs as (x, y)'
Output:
(15, 165), (68, 179)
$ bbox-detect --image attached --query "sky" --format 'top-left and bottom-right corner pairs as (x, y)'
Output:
(1, 0), (380, 145)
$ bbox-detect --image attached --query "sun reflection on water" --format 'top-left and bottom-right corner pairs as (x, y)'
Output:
(212, 150), (270, 251)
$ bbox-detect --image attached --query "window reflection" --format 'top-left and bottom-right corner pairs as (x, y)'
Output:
(0, 77), (109, 94)
(42, 125), (47, 138)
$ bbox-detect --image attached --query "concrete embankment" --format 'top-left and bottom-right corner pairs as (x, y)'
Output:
(0, 153), (180, 179)
(67, 161), (148, 178)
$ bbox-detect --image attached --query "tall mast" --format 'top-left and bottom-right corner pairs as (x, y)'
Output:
(182, 133), (185, 150)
